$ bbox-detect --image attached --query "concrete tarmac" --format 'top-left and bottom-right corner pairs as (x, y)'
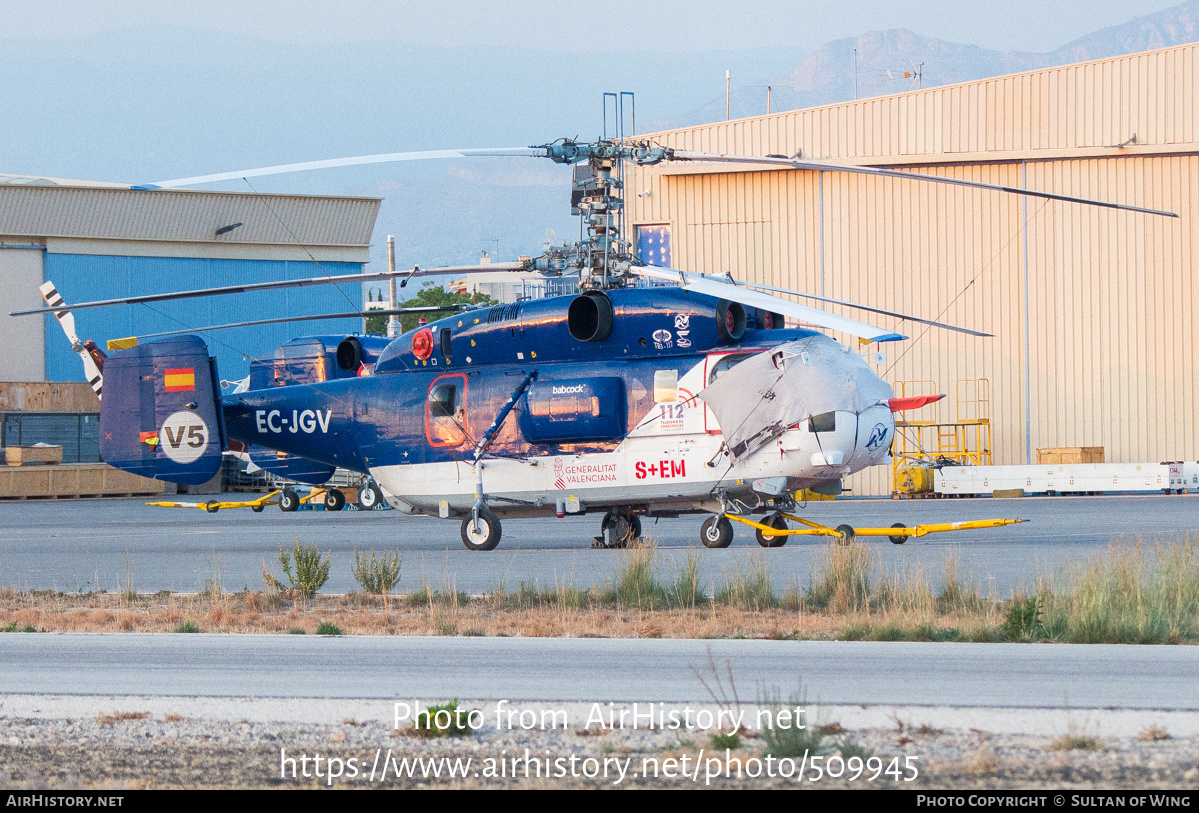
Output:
(0, 492), (1195, 595)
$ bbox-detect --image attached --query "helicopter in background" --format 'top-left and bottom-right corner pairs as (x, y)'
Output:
(17, 132), (1175, 550)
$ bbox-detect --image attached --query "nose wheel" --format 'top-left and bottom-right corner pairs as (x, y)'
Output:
(755, 512), (788, 547)
(461, 506), (502, 551)
(700, 515), (734, 548)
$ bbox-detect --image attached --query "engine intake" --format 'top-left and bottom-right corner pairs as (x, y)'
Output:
(567, 291), (614, 343)
(336, 336), (363, 371)
(716, 300), (746, 344)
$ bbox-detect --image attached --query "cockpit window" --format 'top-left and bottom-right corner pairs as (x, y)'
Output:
(809, 411), (836, 433)
(707, 353), (754, 385)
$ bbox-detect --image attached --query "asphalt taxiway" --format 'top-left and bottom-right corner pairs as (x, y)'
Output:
(4, 634), (1198, 709)
(0, 493), (1195, 595)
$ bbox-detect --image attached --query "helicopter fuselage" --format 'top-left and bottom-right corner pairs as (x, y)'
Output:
(221, 287), (895, 519)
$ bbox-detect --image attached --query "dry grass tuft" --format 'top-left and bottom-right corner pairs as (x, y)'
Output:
(960, 747), (1002, 775)
(1138, 724), (1171, 742)
(98, 711), (150, 726)
(1049, 734), (1103, 752)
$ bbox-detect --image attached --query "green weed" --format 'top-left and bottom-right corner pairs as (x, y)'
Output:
(262, 539), (330, 599)
(1002, 596), (1045, 641)
(759, 685), (824, 758)
(1, 623), (36, 633)
(410, 700), (475, 738)
(710, 731), (741, 749)
(666, 549), (706, 609)
(351, 546), (401, 605)
(716, 552), (776, 611)
(603, 544), (666, 610)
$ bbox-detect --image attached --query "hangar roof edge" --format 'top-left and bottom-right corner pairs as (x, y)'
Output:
(0, 184), (380, 249)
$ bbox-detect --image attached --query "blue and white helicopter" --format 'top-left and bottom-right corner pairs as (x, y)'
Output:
(16, 139), (1175, 550)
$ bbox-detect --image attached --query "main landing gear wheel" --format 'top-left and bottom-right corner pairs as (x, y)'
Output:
(324, 488), (346, 512)
(279, 487), (299, 512)
(834, 524), (856, 546)
(889, 522), (907, 544)
(461, 506), (502, 551)
(756, 512), (788, 548)
(599, 512), (642, 548)
(700, 515), (734, 549)
(358, 480), (384, 510)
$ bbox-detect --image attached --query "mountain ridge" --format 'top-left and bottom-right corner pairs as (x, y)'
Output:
(647, 0), (1199, 131)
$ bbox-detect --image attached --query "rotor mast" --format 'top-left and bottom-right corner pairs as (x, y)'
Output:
(527, 139), (671, 291)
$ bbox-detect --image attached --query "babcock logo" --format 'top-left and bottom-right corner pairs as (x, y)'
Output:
(552, 385), (587, 395)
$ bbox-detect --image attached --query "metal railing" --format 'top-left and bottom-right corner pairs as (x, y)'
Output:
(891, 378), (992, 493)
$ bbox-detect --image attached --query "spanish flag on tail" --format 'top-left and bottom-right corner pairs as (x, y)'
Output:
(164, 367), (195, 392)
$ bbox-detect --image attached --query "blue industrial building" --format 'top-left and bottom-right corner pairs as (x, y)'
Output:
(0, 180), (381, 385)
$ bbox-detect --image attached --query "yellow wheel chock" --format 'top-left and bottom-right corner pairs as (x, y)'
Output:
(723, 512), (1024, 545)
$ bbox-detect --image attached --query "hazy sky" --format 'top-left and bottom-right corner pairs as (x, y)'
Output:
(0, 0), (1184, 54)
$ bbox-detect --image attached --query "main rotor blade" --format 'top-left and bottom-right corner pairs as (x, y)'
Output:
(669, 151), (1179, 218)
(9, 263), (525, 316)
(738, 280), (992, 337)
(133, 307), (447, 339)
(630, 266), (907, 342)
(144, 148), (544, 188)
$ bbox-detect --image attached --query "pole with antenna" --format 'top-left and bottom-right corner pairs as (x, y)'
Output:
(386, 234), (400, 339)
(725, 70), (731, 120)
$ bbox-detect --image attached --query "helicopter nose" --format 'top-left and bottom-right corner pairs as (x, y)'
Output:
(851, 404), (896, 467)
(803, 405), (894, 472)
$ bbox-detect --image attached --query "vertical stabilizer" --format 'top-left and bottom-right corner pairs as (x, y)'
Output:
(99, 336), (226, 485)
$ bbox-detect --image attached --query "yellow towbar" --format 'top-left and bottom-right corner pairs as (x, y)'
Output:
(723, 512), (1024, 544)
(147, 490), (281, 514)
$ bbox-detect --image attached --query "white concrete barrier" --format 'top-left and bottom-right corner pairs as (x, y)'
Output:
(935, 462), (1173, 496)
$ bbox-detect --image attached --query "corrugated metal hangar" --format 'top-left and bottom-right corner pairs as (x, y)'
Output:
(626, 42), (1198, 496)
(0, 181), (379, 385)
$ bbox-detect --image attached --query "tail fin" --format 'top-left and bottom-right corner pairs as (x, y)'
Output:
(99, 335), (226, 485)
(40, 280), (104, 399)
